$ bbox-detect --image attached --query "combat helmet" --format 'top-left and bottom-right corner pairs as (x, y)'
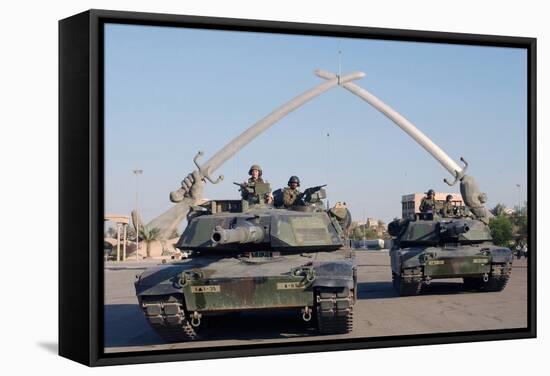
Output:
(288, 175), (300, 187)
(425, 189), (435, 196)
(248, 164), (262, 176)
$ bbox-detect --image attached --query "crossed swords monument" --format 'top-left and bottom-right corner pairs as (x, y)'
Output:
(138, 69), (493, 241)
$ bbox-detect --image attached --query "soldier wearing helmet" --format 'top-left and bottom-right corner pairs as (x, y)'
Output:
(419, 189), (437, 214)
(248, 164), (263, 179)
(441, 194), (455, 217)
(240, 164), (272, 204)
(282, 175), (301, 208)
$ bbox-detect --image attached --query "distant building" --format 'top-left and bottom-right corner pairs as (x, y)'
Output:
(366, 217), (387, 237)
(350, 218), (388, 239)
(401, 192), (464, 219)
(366, 218), (379, 228)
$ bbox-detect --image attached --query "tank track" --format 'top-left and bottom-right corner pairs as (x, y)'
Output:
(392, 268), (422, 296)
(141, 295), (199, 342)
(463, 263), (512, 292)
(315, 287), (354, 334)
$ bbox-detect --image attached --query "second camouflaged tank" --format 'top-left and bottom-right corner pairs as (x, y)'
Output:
(388, 211), (513, 296)
(134, 184), (356, 341)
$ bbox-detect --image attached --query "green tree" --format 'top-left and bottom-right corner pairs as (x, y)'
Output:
(350, 225), (379, 240)
(490, 203), (507, 217)
(139, 226), (161, 258)
(126, 226), (136, 241)
(104, 226), (117, 238)
(489, 215), (513, 246)
(364, 227), (378, 239)
(510, 210), (528, 243)
(516, 214), (528, 240)
(351, 226), (363, 240)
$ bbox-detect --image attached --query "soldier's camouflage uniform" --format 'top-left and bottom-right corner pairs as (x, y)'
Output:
(242, 177), (270, 205)
(282, 187), (301, 208)
(441, 201), (454, 217)
(419, 197), (437, 213)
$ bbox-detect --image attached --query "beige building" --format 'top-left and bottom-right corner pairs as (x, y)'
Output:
(353, 218), (387, 238)
(104, 214), (130, 261)
(401, 192), (464, 218)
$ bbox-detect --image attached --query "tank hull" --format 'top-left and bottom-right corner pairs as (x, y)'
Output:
(390, 244), (513, 295)
(135, 249), (356, 340)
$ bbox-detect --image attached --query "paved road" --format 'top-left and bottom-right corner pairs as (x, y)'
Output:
(104, 252), (528, 353)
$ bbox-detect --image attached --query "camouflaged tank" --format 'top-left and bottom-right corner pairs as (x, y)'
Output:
(388, 212), (513, 296)
(134, 183), (356, 341)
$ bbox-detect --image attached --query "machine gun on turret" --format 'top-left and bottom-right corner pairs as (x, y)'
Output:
(234, 181), (272, 208)
(299, 184), (327, 204)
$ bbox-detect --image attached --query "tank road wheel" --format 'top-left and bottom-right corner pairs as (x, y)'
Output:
(152, 322), (199, 343)
(141, 296), (199, 343)
(484, 274), (510, 292)
(392, 273), (421, 296)
(315, 287), (353, 335)
(463, 275), (510, 292)
(463, 264), (511, 293)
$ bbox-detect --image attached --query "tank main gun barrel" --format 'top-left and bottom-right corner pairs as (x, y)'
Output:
(211, 224), (266, 245)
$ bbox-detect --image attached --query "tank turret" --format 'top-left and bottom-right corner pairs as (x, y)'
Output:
(177, 185), (348, 253)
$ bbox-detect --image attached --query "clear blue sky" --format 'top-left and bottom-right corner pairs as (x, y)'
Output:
(104, 23), (527, 225)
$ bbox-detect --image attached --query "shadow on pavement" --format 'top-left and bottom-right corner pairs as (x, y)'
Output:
(357, 280), (484, 300)
(197, 311), (315, 341)
(104, 304), (315, 348)
(105, 304), (163, 347)
(357, 281), (397, 299)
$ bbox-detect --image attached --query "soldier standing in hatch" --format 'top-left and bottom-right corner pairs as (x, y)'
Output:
(441, 194), (455, 217)
(419, 189), (437, 214)
(283, 176), (301, 208)
(240, 164), (272, 204)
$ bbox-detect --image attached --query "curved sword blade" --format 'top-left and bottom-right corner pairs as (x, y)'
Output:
(147, 70), (366, 239)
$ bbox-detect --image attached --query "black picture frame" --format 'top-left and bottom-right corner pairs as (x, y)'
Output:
(59, 9), (537, 367)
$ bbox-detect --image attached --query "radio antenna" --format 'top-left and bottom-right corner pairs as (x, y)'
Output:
(326, 132), (331, 209)
(338, 41), (342, 84)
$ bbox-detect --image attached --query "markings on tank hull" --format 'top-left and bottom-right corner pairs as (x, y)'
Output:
(276, 282), (305, 290)
(191, 285), (221, 293)
(427, 260), (445, 265)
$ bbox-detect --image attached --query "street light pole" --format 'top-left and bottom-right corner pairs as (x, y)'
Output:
(133, 169), (143, 260)
(363, 208), (366, 249)
(516, 184), (521, 214)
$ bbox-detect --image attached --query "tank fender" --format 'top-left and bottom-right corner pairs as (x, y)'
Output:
(398, 248), (426, 269)
(134, 264), (187, 296)
(310, 260), (355, 289)
(487, 247), (513, 263)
